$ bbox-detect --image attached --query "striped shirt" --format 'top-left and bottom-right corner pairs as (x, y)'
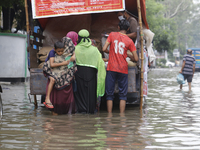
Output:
(182, 54), (195, 75)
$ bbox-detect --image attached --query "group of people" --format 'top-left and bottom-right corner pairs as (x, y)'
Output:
(42, 11), (139, 115)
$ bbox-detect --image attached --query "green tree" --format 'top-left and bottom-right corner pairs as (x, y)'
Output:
(146, 0), (177, 53)
(159, 0), (194, 56)
(0, 0), (25, 32)
(155, 0), (200, 56)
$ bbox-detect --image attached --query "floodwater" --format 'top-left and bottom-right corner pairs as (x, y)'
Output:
(0, 67), (200, 150)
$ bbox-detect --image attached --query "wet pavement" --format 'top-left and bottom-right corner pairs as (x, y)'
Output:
(0, 67), (200, 149)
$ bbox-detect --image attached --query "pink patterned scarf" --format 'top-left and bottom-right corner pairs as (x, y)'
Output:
(66, 31), (78, 46)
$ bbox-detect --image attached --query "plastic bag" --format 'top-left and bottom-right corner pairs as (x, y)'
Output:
(177, 73), (185, 84)
(65, 56), (74, 68)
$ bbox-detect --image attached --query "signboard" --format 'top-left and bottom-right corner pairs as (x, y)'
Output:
(31, 0), (125, 19)
(173, 49), (180, 57)
(173, 52), (180, 57)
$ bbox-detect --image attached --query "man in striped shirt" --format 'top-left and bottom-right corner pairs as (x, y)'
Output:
(179, 49), (195, 91)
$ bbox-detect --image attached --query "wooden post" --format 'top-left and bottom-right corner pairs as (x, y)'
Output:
(25, 0), (30, 59)
(137, 0), (144, 110)
(34, 95), (38, 109)
(25, 0), (38, 109)
(25, 0), (29, 33)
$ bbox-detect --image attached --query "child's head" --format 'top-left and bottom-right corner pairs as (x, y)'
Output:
(118, 19), (130, 31)
(54, 41), (65, 56)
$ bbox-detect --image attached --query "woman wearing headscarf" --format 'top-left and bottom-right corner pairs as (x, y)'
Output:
(43, 36), (77, 114)
(75, 29), (106, 113)
(66, 31), (78, 46)
(66, 31), (78, 69)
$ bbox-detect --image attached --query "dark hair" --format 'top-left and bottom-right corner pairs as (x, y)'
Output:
(117, 11), (125, 14)
(118, 19), (130, 31)
(77, 35), (90, 44)
(77, 35), (82, 45)
(54, 40), (65, 49)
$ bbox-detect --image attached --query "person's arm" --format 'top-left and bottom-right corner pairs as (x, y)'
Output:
(127, 32), (137, 39)
(127, 52), (136, 62)
(49, 57), (69, 68)
(128, 41), (138, 62)
(193, 63), (195, 76)
(131, 51), (138, 62)
(102, 41), (110, 53)
(103, 58), (108, 62)
(179, 60), (185, 73)
(69, 53), (75, 62)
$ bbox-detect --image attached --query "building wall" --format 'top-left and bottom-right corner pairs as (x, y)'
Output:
(0, 33), (30, 79)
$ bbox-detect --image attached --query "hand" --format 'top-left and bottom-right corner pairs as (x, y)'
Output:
(179, 70), (182, 74)
(127, 54), (132, 58)
(103, 58), (108, 62)
(62, 60), (70, 66)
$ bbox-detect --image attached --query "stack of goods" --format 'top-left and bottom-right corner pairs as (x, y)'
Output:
(37, 47), (53, 68)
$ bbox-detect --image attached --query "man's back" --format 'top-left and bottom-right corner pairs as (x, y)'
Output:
(182, 54), (195, 75)
(107, 32), (136, 74)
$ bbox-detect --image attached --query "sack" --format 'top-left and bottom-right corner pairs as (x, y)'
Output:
(37, 46), (53, 59)
(177, 73), (185, 84)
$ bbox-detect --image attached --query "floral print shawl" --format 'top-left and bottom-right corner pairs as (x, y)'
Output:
(43, 37), (77, 90)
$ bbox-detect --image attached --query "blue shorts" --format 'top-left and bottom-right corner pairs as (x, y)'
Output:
(106, 71), (128, 101)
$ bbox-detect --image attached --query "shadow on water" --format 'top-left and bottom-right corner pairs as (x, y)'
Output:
(1, 68), (200, 149)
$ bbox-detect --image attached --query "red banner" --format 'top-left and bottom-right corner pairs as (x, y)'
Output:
(31, 0), (125, 19)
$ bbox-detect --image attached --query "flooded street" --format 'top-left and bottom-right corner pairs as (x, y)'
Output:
(1, 67), (200, 149)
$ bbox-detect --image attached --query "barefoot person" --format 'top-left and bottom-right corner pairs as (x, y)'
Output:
(74, 29), (106, 113)
(103, 20), (138, 113)
(179, 49), (195, 91)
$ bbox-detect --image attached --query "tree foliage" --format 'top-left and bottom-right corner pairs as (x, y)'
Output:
(146, 0), (200, 57)
(146, 0), (177, 53)
(0, 0), (25, 32)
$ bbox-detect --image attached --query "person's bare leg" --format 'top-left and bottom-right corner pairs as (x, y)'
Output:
(45, 77), (55, 105)
(107, 100), (113, 113)
(119, 100), (126, 113)
(180, 84), (183, 90)
(188, 82), (191, 91)
(52, 112), (58, 115)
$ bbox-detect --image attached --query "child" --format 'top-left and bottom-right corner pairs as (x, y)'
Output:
(43, 41), (71, 109)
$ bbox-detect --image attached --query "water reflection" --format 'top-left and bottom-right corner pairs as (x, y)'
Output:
(145, 68), (200, 149)
(1, 68), (200, 149)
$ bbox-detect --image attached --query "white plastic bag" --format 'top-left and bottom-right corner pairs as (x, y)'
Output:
(177, 73), (185, 84)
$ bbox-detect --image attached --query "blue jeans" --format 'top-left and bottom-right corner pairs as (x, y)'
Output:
(106, 71), (128, 101)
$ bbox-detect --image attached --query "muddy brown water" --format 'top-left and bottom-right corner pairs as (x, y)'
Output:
(0, 68), (200, 149)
